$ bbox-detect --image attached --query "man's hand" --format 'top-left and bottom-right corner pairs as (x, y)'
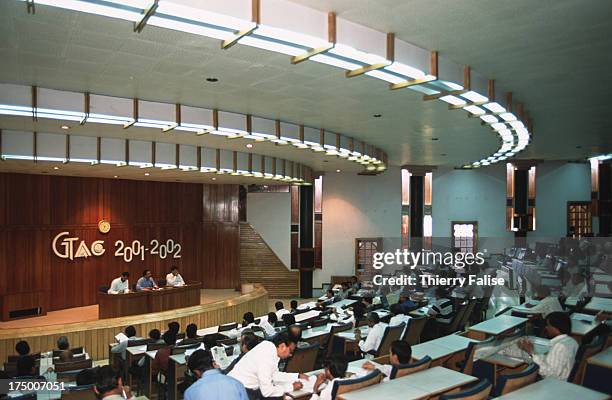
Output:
(517, 338), (534, 355)
(313, 373), (326, 393)
(354, 328), (361, 341)
(298, 373), (309, 380)
(292, 381), (303, 391)
(361, 361), (375, 370)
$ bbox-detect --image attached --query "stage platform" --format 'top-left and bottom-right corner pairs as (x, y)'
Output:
(0, 286), (268, 363)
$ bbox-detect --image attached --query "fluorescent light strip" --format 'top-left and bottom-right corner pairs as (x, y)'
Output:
(480, 115), (498, 124)
(239, 35), (306, 56)
(439, 95), (466, 106)
(310, 54), (361, 70)
(461, 91), (488, 103)
(463, 105), (486, 115)
(385, 62), (427, 80)
(34, 0), (144, 22)
(483, 102), (506, 113)
(254, 24), (330, 49)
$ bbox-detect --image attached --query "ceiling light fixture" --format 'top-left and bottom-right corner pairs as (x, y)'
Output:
(60, 125), (70, 130)
(245, 143), (253, 149)
(144, 172), (150, 176)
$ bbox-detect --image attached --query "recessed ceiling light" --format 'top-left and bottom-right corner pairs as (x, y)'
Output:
(211, 177), (217, 181)
(114, 175), (118, 178)
(53, 166), (59, 170)
(60, 125), (70, 130)
(336, 169), (341, 173)
(206, 77), (219, 83)
(373, 114), (382, 118)
(144, 172), (150, 176)
(129, 76), (134, 80)
(246, 143), (253, 149)
(431, 137), (439, 141)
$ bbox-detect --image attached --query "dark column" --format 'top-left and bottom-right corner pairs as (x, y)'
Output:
(299, 186), (314, 298)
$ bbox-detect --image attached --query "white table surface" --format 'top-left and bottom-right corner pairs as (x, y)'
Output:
(469, 315), (528, 335)
(588, 346), (612, 369)
(495, 378), (609, 400)
(585, 297), (612, 313)
(338, 367), (476, 400)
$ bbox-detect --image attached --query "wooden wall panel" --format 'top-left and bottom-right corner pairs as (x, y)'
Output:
(0, 173), (240, 312)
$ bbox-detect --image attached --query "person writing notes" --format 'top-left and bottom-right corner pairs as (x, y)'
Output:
(136, 269), (158, 291)
(166, 266), (185, 287)
(108, 271), (130, 294)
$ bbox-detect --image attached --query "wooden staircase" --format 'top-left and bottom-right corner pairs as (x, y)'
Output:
(239, 222), (300, 298)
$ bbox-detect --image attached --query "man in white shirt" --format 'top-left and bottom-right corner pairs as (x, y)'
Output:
(110, 325), (142, 360)
(517, 311), (579, 380)
(165, 266), (185, 287)
(362, 340), (412, 381)
(228, 333), (307, 398)
(389, 304), (411, 339)
(355, 312), (388, 355)
(275, 301), (290, 320)
(310, 355), (348, 400)
(107, 272), (130, 294)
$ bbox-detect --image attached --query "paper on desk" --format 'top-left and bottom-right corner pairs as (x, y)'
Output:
(115, 332), (129, 342)
(185, 343), (205, 356)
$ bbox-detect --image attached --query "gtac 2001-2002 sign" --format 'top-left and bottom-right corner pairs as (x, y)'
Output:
(51, 231), (182, 263)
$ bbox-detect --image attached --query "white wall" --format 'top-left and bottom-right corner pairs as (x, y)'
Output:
(247, 191), (291, 268)
(316, 167), (401, 287)
(536, 162), (591, 237)
(432, 165), (514, 251)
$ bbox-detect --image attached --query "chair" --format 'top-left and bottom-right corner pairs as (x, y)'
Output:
(147, 342), (167, 351)
(458, 300), (477, 331)
(217, 337), (238, 347)
(439, 303), (468, 336)
(170, 346), (188, 355)
(61, 385), (96, 400)
(310, 318), (329, 328)
(55, 358), (93, 373)
(568, 333), (606, 384)
(285, 342), (319, 373)
(402, 316), (427, 345)
(331, 370), (384, 399)
(459, 337), (495, 376)
(10, 394), (36, 400)
(439, 379), (492, 400)
(218, 323), (238, 332)
(98, 285), (110, 293)
(389, 356), (432, 379)
(373, 323), (405, 357)
(324, 322), (353, 357)
(3, 361), (17, 377)
(126, 339), (150, 347)
(494, 363), (539, 396)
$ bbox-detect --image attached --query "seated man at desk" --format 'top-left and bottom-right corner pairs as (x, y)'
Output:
(514, 311), (579, 380)
(111, 325), (142, 360)
(362, 340), (412, 380)
(311, 354), (349, 400)
(94, 365), (132, 400)
(523, 285), (564, 317)
(355, 312), (388, 354)
(136, 269), (158, 291)
(108, 271), (130, 294)
(427, 287), (454, 323)
(166, 266), (185, 287)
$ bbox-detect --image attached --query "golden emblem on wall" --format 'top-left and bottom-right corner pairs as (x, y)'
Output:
(98, 220), (111, 234)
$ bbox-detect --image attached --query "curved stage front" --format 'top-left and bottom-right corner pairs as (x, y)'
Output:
(0, 286), (268, 363)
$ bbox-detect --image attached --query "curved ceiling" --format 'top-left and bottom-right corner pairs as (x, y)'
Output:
(289, 0), (612, 160)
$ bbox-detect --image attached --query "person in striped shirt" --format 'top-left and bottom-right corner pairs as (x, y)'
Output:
(428, 287), (454, 323)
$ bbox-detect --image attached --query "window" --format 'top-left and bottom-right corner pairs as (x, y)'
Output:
(355, 238), (382, 280)
(451, 222), (478, 253)
(567, 202), (592, 237)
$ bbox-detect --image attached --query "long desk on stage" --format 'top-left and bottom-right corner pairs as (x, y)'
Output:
(98, 283), (201, 318)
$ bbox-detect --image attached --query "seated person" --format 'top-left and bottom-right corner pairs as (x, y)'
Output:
(148, 329), (165, 344)
(108, 271), (130, 294)
(258, 315), (276, 336)
(267, 312), (279, 327)
(389, 303), (411, 338)
(76, 367), (98, 386)
(311, 354), (348, 400)
(275, 301), (290, 319)
(228, 333), (306, 397)
(111, 325), (141, 360)
(15, 340), (30, 357)
(321, 289), (338, 305)
(282, 313), (297, 327)
(355, 312), (388, 354)
(223, 331), (261, 374)
(167, 321), (180, 335)
(362, 340), (412, 380)
(290, 300), (299, 313)
(136, 269), (158, 291)
(152, 331), (176, 375)
(524, 285), (564, 317)
(185, 349), (248, 400)
(166, 266), (185, 287)
(427, 288), (454, 323)
(351, 276), (361, 292)
(56, 336), (73, 362)
(16, 355), (45, 379)
(179, 323), (200, 346)
(398, 295), (417, 313)
(515, 311), (578, 380)
(94, 365), (132, 400)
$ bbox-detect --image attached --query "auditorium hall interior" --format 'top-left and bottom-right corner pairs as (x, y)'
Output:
(0, 1), (611, 399)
